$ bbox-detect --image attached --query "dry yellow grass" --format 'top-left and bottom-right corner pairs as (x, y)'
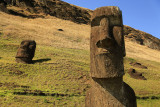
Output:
(0, 11), (159, 63)
(0, 12), (90, 50)
(125, 39), (160, 62)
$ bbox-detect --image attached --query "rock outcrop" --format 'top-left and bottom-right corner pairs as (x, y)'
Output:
(124, 25), (160, 50)
(15, 40), (36, 64)
(85, 6), (137, 107)
(3, 0), (91, 24)
(0, 0), (8, 13)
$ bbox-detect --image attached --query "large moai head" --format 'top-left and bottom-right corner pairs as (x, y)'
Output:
(90, 6), (126, 78)
(15, 40), (36, 64)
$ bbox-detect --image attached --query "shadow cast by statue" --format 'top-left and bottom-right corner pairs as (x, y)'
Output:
(33, 58), (51, 63)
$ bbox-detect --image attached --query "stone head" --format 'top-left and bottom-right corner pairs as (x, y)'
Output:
(90, 6), (126, 78)
(16, 40), (36, 63)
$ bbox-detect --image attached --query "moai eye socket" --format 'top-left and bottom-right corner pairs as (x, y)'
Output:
(29, 45), (34, 49)
(20, 42), (30, 48)
(91, 17), (101, 27)
(110, 16), (123, 27)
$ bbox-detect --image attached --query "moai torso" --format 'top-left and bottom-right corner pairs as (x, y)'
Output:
(15, 40), (36, 64)
(86, 6), (136, 107)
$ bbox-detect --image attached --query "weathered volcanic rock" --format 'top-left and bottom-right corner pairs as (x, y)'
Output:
(128, 68), (147, 80)
(15, 40), (36, 64)
(3, 0), (91, 24)
(0, 0), (8, 13)
(130, 62), (147, 69)
(124, 25), (160, 50)
(86, 6), (137, 107)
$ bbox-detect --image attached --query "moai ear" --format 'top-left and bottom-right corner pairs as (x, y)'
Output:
(113, 26), (126, 57)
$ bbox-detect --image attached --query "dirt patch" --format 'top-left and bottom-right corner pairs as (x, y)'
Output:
(13, 89), (74, 97)
(0, 82), (30, 89)
(9, 70), (24, 75)
(130, 62), (147, 69)
(136, 96), (160, 100)
(128, 68), (147, 80)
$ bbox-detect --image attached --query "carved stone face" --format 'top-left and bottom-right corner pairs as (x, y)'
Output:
(90, 6), (125, 78)
(16, 40), (36, 63)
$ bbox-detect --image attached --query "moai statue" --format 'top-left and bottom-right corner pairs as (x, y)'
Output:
(85, 6), (137, 107)
(15, 40), (36, 64)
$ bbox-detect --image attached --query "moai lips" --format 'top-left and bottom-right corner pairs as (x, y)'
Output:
(86, 6), (137, 107)
(15, 40), (36, 64)
(90, 6), (125, 78)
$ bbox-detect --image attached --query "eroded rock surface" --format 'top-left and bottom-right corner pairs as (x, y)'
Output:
(124, 25), (160, 50)
(15, 40), (36, 64)
(85, 6), (137, 107)
(0, 0), (8, 13)
(3, 0), (91, 24)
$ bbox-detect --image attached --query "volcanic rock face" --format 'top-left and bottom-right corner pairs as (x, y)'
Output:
(85, 6), (137, 107)
(15, 40), (36, 64)
(124, 25), (160, 50)
(0, 0), (8, 13)
(3, 0), (91, 24)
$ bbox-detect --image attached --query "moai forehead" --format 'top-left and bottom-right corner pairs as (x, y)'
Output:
(20, 40), (36, 50)
(90, 6), (125, 78)
(91, 6), (123, 27)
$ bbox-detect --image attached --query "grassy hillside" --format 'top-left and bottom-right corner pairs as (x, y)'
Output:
(0, 12), (160, 107)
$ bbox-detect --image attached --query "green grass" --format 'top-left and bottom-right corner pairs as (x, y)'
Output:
(0, 33), (160, 106)
(0, 34), (90, 106)
(137, 99), (160, 107)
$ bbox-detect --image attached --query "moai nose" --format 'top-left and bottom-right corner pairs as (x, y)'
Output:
(96, 38), (114, 49)
(96, 17), (116, 49)
(99, 17), (111, 40)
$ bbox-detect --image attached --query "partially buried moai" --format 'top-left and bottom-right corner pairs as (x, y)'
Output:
(15, 40), (36, 64)
(85, 6), (137, 107)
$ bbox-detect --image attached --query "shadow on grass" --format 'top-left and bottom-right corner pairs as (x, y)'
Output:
(33, 58), (51, 63)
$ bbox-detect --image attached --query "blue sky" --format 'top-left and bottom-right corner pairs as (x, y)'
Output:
(62, 0), (160, 39)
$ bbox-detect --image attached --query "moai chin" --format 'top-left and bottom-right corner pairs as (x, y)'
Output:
(15, 40), (36, 64)
(86, 6), (137, 107)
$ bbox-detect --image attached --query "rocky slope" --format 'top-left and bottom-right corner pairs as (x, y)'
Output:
(1, 0), (160, 50)
(124, 25), (160, 50)
(2, 0), (92, 24)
